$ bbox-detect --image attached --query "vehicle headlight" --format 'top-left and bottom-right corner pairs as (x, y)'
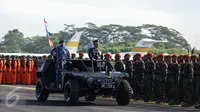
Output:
(84, 75), (94, 84)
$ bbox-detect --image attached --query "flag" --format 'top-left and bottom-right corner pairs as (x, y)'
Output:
(48, 38), (54, 47)
(45, 28), (53, 37)
(43, 18), (53, 37)
(44, 18), (48, 25)
(44, 18), (54, 47)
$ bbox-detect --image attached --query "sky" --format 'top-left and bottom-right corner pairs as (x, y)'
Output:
(0, 0), (200, 49)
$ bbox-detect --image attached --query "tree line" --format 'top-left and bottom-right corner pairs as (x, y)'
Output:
(1, 23), (199, 55)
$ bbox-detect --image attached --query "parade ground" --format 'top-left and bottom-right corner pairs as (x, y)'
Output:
(0, 85), (199, 112)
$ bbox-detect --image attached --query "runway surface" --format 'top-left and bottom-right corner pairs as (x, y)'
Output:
(0, 84), (200, 112)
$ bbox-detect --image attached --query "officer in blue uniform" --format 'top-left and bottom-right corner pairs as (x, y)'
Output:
(51, 40), (70, 83)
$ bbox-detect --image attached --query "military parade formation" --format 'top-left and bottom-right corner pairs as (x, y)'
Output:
(1, 39), (200, 108)
(112, 52), (200, 107)
(0, 55), (47, 85)
(1, 52), (200, 107)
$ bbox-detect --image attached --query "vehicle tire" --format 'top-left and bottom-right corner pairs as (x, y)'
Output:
(116, 80), (131, 105)
(85, 95), (96, 101)
(64, 80), (80, 105)
(36, 79), (49, 101)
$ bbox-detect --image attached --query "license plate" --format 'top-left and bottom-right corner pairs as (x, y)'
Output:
(101, 83), (114, 88)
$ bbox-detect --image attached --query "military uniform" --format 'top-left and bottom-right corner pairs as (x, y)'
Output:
(132, 58), (145, 99)
(78, 52), (84, 59)
(182, 55), (194, 106)
(195, 57), (200, 107)
(167, 56), (180, 104)
(123, 54), (133, 85)
(71, 53), (76, 59)
(155, 54), (167, 103)
(114, 61), (125, 72)
(190, 55), (199, 104)
(51, 40), (70, 84)
(88, 47), (102, 71)
(143, 53), (155, 101)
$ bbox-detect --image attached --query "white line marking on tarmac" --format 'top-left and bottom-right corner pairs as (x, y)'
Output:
(86, 107), (138, 112)
(0, 85), (35, 90)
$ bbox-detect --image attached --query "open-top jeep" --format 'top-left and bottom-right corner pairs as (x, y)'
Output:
(36, 57), (133, 105)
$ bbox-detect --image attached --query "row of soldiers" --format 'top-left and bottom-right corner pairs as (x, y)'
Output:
(111, 53), (200, 107)
(0, 55), (47, 85)
(0, 52), (86, 85)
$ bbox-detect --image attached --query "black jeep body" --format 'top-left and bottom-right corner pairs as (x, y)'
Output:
(36, 58), (133, 105)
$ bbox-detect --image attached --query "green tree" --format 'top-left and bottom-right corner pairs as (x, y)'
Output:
(3, 29), (24, 53)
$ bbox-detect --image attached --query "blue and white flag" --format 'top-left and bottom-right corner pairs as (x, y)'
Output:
(44, 18), (54, 47)
(44, 18), (53, 37)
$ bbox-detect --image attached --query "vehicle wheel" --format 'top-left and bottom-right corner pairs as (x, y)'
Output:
(116, 80), (131, 105)
(85, 95), (96, 101)
(64, 80), (80, 105)
(36, 79), (49, 101)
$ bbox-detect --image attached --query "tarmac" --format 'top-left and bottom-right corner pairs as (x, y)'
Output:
(0, 84), (200, 112)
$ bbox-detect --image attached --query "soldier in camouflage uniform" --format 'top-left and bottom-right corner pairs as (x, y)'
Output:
(71, 53), (76, 59)
(195, 55), (200, 108)
(155, 54), (168, 103)
(177, 55), (185, 104)
(123, 53), (133, 85)
(114, 53), (125, 72)
(182, 54), (194, 107)
(190, 55), (199, 105)
(132, 53), (145, 100)
(168, 54), (180, 105)
(103, 53), (113, 72)
(153, 56), (158, 63)
(143, 53), (155, 102)
(152, 55), (159, 101)
(165, 55), (173, 102)
(78, 52), (84, 59)
(142, 55), (148, 63)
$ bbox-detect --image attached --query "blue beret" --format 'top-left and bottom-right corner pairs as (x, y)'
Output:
(59, 40), (65, 43)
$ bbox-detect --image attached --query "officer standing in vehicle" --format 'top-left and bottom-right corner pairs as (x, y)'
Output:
(51, 40), (70, 84)
(88, 40), (103, 71)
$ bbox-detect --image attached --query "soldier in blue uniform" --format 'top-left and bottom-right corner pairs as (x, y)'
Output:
(50, 40), (70, 84)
